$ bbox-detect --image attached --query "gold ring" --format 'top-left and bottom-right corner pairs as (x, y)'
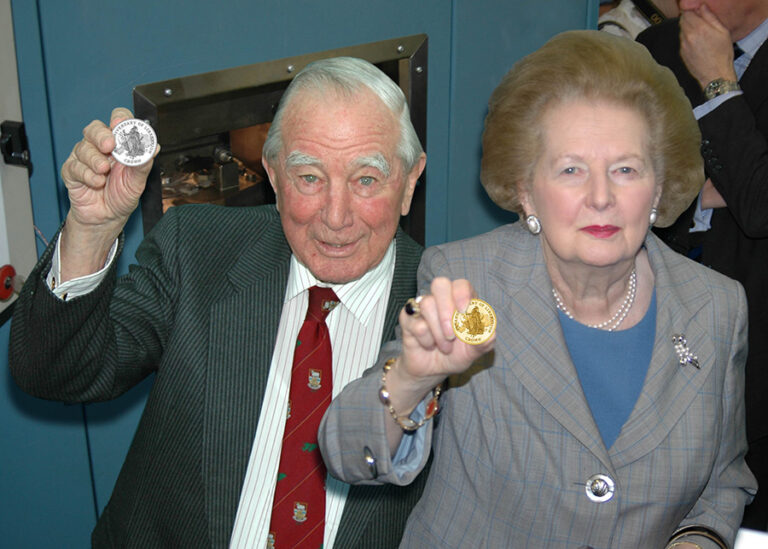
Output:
(404, 295), (423, 316)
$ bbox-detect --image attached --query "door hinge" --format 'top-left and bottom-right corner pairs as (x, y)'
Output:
(1, 120), (32, 173)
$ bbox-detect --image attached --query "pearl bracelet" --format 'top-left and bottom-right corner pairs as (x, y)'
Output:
(378, 357), (442, 431)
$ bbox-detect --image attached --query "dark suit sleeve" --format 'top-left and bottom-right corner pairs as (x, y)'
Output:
(8, 210), (182, 402)
(699, 96), (768, 237)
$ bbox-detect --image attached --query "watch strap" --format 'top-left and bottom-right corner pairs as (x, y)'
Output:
(703, 78), (740, 100)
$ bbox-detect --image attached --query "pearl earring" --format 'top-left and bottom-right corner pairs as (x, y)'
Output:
(525, 214), (542, 235)
(649, 207), (658, 226)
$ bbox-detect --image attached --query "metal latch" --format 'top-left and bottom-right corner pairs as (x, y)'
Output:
(1, 120), (32, 172)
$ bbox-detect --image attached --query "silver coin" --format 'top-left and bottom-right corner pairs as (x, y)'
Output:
(112, 119), (157, 167)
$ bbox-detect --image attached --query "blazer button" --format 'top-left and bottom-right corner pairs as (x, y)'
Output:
(585, 474), (615, 503)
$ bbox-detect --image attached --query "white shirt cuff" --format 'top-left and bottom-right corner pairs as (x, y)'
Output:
(47, 235), (118, 300)
(692, 90), (742, 120)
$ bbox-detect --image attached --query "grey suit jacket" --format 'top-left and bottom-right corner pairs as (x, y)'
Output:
(9, 204), (426, 548)
(320, 222), (756, 549)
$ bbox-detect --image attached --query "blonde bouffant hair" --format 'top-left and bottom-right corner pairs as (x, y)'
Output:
(480, 30), (703, 228)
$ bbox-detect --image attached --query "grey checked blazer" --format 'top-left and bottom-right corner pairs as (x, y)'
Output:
(9, 204), (426, 548)
(320, 222), (756, 549)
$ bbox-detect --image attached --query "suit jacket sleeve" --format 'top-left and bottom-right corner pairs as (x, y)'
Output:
(699, 94), (768, 237)
(9, 209), (183, 402)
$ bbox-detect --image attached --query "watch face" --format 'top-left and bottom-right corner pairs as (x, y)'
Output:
(704, 78), (739, 100)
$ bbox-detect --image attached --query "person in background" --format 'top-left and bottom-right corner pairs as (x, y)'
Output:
(320, 31), (755, 549)
(599, 0), (680, 39)
(637, 0), (768, 531)
(9, 57), (428, 548)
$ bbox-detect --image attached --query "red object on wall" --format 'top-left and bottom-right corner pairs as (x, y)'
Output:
(0, 264), (17, 300)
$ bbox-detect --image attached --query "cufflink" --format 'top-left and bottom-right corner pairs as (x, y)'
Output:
(363, 446), (378, 478)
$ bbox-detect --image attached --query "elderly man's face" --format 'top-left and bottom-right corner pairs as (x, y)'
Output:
(264, 89), (425, 284)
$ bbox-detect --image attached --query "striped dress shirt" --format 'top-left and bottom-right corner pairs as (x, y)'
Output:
(229, 242), (395, 548)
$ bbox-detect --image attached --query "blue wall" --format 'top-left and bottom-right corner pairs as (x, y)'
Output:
(3, 0), (597, 545)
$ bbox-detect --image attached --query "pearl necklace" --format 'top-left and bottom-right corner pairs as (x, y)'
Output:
(552, 268), (637, 332)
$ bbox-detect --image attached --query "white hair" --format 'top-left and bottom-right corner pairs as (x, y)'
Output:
(262, 56), (423, 173)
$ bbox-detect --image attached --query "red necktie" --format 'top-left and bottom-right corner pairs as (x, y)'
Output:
(268, 286), (339, 549)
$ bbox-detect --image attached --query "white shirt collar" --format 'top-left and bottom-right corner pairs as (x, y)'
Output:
(285, 240), (396, 326)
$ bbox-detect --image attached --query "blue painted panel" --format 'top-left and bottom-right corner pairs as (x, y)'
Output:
(444, 0), (594, 243)
(0, 323), (95, 547)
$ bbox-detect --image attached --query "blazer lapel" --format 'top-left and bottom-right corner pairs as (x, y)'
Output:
(610, 236), (716, 467)
(740, 40), (768, 112)
(203, 220), (292, 547)
(491, 232), (613, 471)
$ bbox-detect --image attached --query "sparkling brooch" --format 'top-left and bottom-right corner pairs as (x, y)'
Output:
(672, 334), (700, 369)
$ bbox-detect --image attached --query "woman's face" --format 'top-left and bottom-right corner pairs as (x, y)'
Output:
(521, 99), (661, 272)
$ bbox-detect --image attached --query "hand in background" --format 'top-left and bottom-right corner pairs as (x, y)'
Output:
(679, 4), (738, 88)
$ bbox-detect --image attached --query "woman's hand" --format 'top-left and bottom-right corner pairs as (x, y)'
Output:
(382, 277), (495, 452)
(385, 277), (496, 419)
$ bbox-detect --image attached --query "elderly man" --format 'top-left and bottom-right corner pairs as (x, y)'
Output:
(637, 0), (768, 531)
(9, 57), (427, 547)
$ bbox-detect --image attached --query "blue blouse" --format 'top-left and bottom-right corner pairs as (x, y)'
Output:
(559, 291), (657, 449)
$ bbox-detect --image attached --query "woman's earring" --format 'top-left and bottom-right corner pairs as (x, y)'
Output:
(649, 207), (658, 226)
(525, 214), (542, 235)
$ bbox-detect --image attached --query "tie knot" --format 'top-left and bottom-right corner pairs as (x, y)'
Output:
(734, 42), (744, 59)
(306, 286), (339, 322)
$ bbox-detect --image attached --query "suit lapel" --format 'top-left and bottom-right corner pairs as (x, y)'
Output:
(203, 218), (292, 547)
(740, 39), (768, 113)
(491, 232), (613, 471)
(610, 236), (716, 467)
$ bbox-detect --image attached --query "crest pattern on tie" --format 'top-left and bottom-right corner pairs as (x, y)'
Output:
(269, 286), (338, 548)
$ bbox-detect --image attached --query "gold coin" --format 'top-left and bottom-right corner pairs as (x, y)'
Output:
(452, 298), (496, 345)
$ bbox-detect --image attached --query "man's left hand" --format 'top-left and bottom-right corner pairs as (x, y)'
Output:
(679, 4), (738, 88)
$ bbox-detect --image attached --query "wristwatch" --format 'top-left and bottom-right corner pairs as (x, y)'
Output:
(703, 77), (740, 100)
